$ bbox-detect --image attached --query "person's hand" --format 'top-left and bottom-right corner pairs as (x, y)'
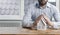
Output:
(34, 14), (44, 24)
(43, 14), (54, 26)
(31, 14), (44, 29)
(31, 14), (54, 29)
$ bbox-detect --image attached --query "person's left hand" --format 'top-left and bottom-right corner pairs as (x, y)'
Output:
(43, 14), (53, 26)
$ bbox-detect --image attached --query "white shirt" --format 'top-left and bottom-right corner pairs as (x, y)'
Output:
(23, 2), (60, 29)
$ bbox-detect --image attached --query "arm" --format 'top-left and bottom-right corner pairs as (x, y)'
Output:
(53, 7), (60, 22)
(23, 6), (44, 29)
(52, 7), (60, 29)
(43, 7), (60, 29)
(22, 7), (34, 27)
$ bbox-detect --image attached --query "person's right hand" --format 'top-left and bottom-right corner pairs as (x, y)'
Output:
(31, 14), (44, 29)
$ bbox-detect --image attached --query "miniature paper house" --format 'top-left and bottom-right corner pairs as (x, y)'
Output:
(37, 18), (47, 30)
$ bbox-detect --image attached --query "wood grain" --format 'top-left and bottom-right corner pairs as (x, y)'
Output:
(0, 28), (60, 35)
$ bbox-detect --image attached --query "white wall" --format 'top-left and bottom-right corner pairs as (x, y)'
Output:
(56, 0), (59, 11)
(20, 0), (24, 20)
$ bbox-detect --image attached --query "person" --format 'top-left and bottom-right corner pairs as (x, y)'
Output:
(23, 0), (60, 29)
